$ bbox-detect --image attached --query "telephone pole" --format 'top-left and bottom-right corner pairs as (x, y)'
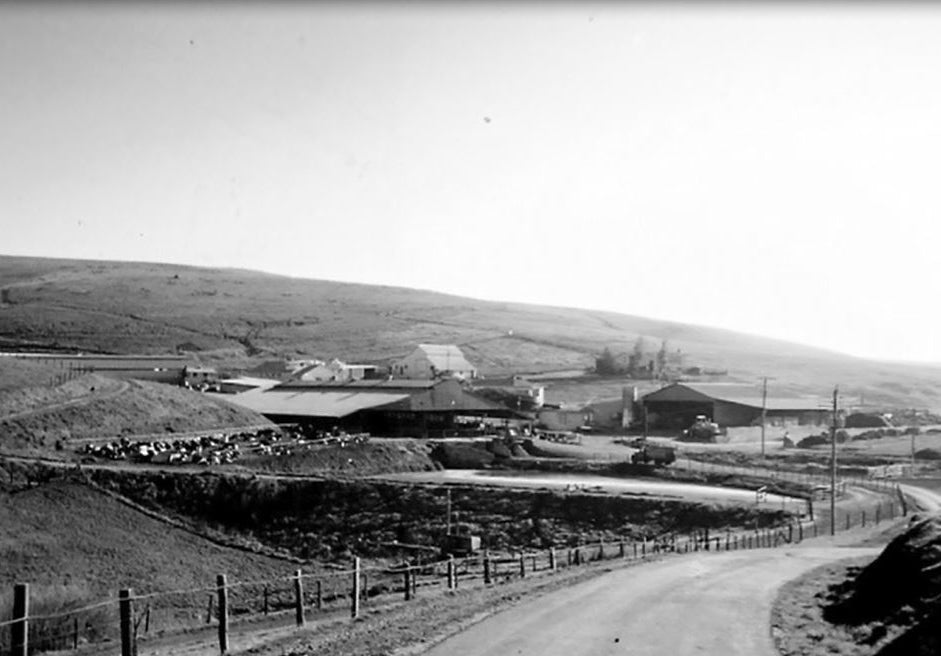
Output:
(760, 377), (768, 458)
(830, 385), (839, 536)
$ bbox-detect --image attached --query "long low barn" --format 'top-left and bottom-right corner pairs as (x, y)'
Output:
(642, 382), (830, 428)
(224, 378), (519, 436)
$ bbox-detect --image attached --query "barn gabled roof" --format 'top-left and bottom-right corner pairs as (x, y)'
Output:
(643, 382), (827, 411)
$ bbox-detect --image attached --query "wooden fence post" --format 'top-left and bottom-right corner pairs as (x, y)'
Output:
(294, 569), (305, 627)
(12, 583), (28, 656)
(633, 542), (638, 559)
(861, 510), (866, 527)
(404, 568), (412, 601)
(845, 513), (851, 531)
(484, 556), (492, 584)
(73, 616), (79, 650)
(119, 588), (135, 656)
(217, 574), (228, 655)
(549, 547), (556, 571)
(798, 522), (803, 542)
(619, 541), (625, 558)
(316, 580), (323, 610)
(351, 558), (361, 619)
(598, 541), (605, 559)
(641, 538), (647, 557)
(518, 553), (526, 578)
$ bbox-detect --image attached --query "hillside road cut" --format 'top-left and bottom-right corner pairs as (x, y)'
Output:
(422, 482), (941, 656)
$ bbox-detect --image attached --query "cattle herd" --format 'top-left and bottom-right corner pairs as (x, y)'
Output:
(78, 426), (371, 466)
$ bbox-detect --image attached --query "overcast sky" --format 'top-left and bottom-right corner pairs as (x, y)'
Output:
(2, 2), (940, 363)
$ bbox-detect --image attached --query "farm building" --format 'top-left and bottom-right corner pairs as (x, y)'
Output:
(391, 344), (477, 380)
(294, 358), (379, 383)
(225, 378), (515, 436)
(641, 382), (830, 429)
(471, 375), (545, 408)
(217, 376), (280, 394)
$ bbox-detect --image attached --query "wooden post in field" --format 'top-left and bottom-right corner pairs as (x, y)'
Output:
(518, 553), (526, 578)
(619, 541), (625, 558)
(316, 580), (323, 610)
(549, 547), (556, 571)
(12, 583), (28, 656)
(641, 538), (647, 557)
(294, 569), (305, 627)
(217, 574), (228, 655)
(119, 588), (135, 656)
(633, 542), (638, 559)
(861, 510), (866, 527)
(73, 616), (79, 649)
(798, 522), (803, 542)
(845, 513), (851, 531)
(484, 556), (492, 584)
(351, 558), (361, 619)
(404, 568), (412, 601)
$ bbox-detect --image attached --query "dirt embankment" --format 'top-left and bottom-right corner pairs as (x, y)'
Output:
(774, 512), (941, 656)
(81, 467), (787, 563)
(0, 374), (272, 453)
(248, 438), (437, 476)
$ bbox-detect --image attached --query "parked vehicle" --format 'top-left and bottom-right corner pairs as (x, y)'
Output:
(680, 415), (722, 442)
(630, 443), (676, 466)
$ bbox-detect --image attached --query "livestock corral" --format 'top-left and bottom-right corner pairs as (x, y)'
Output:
(76, 426), (371, 467)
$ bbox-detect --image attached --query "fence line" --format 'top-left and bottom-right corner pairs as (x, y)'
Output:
(1, 472), (907, 656)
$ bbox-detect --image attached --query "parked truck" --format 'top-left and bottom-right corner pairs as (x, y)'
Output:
(630, 442), (676, 466)
(680, 415), (722, 442)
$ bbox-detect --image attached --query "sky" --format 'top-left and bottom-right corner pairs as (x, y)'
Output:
(2, 2), (941, 363)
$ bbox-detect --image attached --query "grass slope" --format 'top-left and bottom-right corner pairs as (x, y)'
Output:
(2, 254), (940, 409)
(0, 480), (297, 635)
(0, 372), (273, 452)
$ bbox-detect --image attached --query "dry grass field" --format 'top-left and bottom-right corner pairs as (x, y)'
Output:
(2, 254), (941, 410)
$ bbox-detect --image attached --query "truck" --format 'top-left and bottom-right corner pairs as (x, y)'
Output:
(630, 442), (676, 466)
(680, 415), (722, 442)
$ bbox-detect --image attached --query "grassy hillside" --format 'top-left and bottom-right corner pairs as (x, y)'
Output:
(2, 254), (940, 410)
(0, 371), (273, 453)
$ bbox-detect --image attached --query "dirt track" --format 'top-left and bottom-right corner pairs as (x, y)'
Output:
(422, 546), (880, 656)
(420, 481), (941, 656)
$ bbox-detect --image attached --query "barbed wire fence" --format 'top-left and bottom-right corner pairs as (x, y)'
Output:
(1, 471), (909, 656)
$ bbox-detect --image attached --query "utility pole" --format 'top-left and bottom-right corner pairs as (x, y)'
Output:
(760, 377), (768, 459)
(446, 488), (452, 536)
(830, 385), (839, 536)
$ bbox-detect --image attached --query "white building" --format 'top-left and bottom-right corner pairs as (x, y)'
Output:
(391, 344), (477, 380)
(295, 358), (377, 383)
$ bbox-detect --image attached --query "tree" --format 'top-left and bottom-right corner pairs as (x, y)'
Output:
(656, 340), (668, 377)
(627, 337), (647, 376)
(595, 347), (619, 375)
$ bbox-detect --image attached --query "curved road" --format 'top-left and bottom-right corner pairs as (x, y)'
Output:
(423, 482), (941, 656)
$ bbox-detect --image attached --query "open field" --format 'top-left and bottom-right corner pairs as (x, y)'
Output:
(3, 255), (941, 409)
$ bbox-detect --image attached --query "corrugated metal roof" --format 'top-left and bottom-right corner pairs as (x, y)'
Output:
(276, 379), (437, 390)
(644, 383), (828, 411)
(225, 387), (409, 418)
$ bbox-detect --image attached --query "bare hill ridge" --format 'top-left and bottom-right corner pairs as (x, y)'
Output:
(2, 254), (940, 410)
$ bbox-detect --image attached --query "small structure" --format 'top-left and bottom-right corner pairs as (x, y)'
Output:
(472, 375), (545, 408)
(217, 376), (280, 394)
(391, 344), (477, 380)
(294, 358), (378, 383)
(184, 365), (219, 389)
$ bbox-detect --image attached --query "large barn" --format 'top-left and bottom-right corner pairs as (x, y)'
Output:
(225, 378), (516, 436)
(641, 382), (830, 429)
